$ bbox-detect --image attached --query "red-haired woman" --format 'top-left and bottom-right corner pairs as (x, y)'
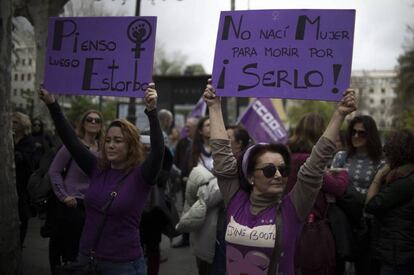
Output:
(39, 84), (164, 275)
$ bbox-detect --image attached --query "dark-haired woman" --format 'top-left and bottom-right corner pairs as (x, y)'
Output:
(331, 115), (384, 275)
(39, 84), (163, 275)
(287, 113), (348, 275)
(365, 129), (414, 275)
(204, 79), (356, 275)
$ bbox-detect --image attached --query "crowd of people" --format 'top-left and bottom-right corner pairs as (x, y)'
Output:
(11, 80), (414, 275)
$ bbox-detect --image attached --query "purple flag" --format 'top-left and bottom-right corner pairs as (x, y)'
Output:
(190, 96), (207, 119)
(238, 98), (288, 144)
(212, 10), (355, 101)
(44, 17), (157, 97)
(181, 96), (207, 138)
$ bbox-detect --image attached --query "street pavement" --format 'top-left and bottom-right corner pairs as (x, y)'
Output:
(22, 217), (197, 275)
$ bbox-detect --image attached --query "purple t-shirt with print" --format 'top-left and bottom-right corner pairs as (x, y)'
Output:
(225, 190), (303, 275)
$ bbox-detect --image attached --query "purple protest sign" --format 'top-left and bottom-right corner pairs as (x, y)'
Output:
(238, 98), (288, 144)
(212, 10), (355, 101)
(44, 17), (157, 97)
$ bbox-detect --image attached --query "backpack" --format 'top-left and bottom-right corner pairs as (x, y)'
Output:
(27, 145), (71, 205)
(27, 148), (58, 205)
(294, 195), (336, 274)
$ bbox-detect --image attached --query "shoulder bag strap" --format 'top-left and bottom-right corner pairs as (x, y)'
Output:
(89, 172), (130, 258)
(268, 202), (283, 275)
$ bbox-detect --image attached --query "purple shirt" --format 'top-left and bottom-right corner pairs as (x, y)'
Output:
(79, 164), (152, 262)
(226, 190), (303, 275)
(49, 146), (90, 201)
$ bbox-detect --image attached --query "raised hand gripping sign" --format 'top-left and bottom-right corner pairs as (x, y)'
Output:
(212, 10), (355, 101)
(44, 16), (157, 97)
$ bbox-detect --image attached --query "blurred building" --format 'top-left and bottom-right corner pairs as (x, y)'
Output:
(351, 70), (397, 130)
(11, 17), (36, 114)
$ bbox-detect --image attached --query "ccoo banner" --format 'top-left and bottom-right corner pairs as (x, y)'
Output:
(238, 98), (288, 144)
(44, 16), (157, 97)
(212, 9), (355, 101)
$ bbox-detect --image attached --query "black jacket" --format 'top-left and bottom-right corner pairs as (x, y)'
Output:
(365, 172), (414, 265)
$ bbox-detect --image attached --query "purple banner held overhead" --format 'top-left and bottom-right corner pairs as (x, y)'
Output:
(238, 98), (288, 144)
(212, 10), (355, 101)
(44, 17), (157, 97)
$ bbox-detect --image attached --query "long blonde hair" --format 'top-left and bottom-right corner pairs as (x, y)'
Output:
(99, 119), (144, 172)
(12, 112), (32, 135)
(76, 109), (105, 147)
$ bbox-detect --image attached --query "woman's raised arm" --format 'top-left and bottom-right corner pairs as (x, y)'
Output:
(38, 85), (96, 175)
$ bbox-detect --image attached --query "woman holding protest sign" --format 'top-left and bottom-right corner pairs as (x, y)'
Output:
(38, 83), (164, 275)
(203, 78), (356, 275)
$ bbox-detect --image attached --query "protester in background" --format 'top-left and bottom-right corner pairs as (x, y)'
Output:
(140, 133), (175, 275)
(172, 116), (199, 248)
(31, 117), (55, 169)
(204, 78), (357, 275)
(158, 109), (173, 148)
(39, 84), (163, 275)
(178, 116), (223, 275)
(47, 109), (104, 272)
(365, 129), (414, 275)
(13, 112), (36, 247)
(168, 126), (180, 154)
(287, 113), (348, 275)
(226, 125), (251, 158)
(331, 115), (384, 275)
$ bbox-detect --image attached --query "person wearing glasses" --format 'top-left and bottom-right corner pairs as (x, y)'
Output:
(331, 115), (384, 275)
(47, 110), (104, 272)
(38, 84), (163, 275)
(203, 79), (357, 275)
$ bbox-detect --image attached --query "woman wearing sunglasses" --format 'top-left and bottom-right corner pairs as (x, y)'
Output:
(203, 79), (357, 275)
(47, 109), (104, 272)
(331, 115), (384, 275)
(39, 84), (163, 275)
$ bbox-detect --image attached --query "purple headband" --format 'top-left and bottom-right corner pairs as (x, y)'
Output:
(241, 143), (268, 180)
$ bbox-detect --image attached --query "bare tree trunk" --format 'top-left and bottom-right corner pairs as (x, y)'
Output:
(0, 0), (23, 274)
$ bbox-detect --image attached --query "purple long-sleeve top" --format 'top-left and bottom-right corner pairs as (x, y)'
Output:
(49, 145), (90, 202)
(47, 101), (164, 262)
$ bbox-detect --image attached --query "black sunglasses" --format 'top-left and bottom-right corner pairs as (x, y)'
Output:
(85, 117), (102, 124)
(255, 164), (288, 178)
(351, 129), (367, 138)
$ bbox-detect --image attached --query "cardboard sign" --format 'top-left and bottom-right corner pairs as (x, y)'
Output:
(212, 10), (355, 101)
(44, 16), (157, 97)
(238, 98), (288, 144)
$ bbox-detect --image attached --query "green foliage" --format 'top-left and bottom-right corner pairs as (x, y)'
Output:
(287, 100), (335, 127)
(395, 26), (414, 118)
(154, 45), (187, 75)
(401, 105), (414, 130)
(184, 64), (206, 75)
(101, 99), (117, 121)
